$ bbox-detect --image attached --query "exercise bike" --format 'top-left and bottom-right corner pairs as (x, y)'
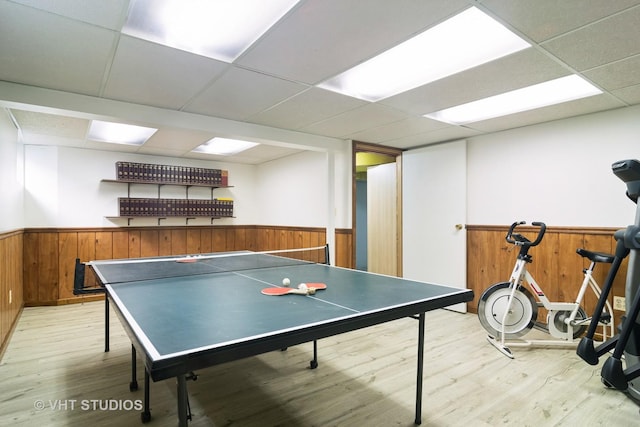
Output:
(478, 221), (615, 359)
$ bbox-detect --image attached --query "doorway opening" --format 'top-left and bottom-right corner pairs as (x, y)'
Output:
(352, 141), (403, 275)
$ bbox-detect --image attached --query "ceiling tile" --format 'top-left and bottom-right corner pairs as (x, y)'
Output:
(583, 55), (640, 91)
(237, 0), (470, 84)
(10, 109), (89, 138)
(247, 87), (365, 130)
(9, 0), (130, 30)
(136, 146), (192, 157)
(185, 144), (303, 165)
(385, 125), (481, 149)
(541, 5), (640, 71)
(346, 117), (448, 144)
(301, 103), (407, 138)
(103, 36), (229, 109)
(183, 66), (307, 120)
(480, 0), (640, 42)
(2, 0), (640, 165)
(84, 140), (141, 153)
(0, 1), (117, 95)
(612, 84), (640, 105)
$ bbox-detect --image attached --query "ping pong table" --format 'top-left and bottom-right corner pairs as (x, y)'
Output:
(88, 247), (473, 426)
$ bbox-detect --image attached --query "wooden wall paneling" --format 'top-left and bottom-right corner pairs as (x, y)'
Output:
(212, 227), (226, 252)
(13, 233), (24, 310)
(186, 228), (201, 254)
(158, 229), (172, 256)
(7, 233), (23, 316)
(224, 227), (236, 251)
(95, 231), (113, 260)
(140, 229), (159, 257)
(257, 227), (274, 251)
(14, 226), (342, 307)
(37, 232), (59, 304)
(77, 232), (96, 263)
(1, 232), (24, 354)
(301, 231), (312, 260)
(128, 230), (141, 258)
(466, 228), (511, 312)
(527, 232), (559, 320)
(277, 229), (288, 250)
(201, 228), (213, 253)
(170, 229), (187, 255)
(23, 232), (39, 304)
(112, 231), (129, 259)
(1, 238), (7, 349)
(58, 232), (78, 300)
(266, 227), (277, 250)
(0, 233), (24, 355)
(245, 226), (257, 252)
(77, 231), (100, 293)
(254, 227), (265, 251)
(556, 232), (585, 305)
(293, 230), (304, 251)
(335, 229), (353, 268)
(232, 227), (246, 251)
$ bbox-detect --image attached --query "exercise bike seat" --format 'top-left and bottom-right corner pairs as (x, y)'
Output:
(576, 248), (615, 264)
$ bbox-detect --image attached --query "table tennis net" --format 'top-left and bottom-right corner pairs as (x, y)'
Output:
(89, 246), (329, 284)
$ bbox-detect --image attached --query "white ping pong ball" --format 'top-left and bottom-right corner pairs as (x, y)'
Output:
(282, 278), (290, 287)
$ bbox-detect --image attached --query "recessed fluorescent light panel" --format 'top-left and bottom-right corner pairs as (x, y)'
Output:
(319, 7), (530, 102)
(123, 0), (300, 62)
(424, 75), (603, 125)
(193, 137), (259, 156)
(88, 120), (157, 145)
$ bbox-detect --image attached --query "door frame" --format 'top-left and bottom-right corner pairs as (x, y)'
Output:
(352, 141), (403, 275)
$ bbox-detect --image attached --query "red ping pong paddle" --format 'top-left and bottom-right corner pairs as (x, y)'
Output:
(261, 283), (327, 296)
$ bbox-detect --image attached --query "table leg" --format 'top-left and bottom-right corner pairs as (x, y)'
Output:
(104, 296), (110, 352)
(177, 375), (188, 427)
(130, 345), (138, 391)
(415, 312), (425, 425)
(310, 340), (318, 369)
(141, 368), (151, 423)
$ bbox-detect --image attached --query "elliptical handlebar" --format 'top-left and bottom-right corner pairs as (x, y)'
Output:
(505, 221), (546, 247)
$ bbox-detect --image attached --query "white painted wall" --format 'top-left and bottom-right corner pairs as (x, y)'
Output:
(255, 150), (328, 227)
(24, 146), (256, 227)
(466, 105), (640, 227)
(15, 104), (640, 232)
(20, 143), (352, 230)
(0, 109), (23, 232)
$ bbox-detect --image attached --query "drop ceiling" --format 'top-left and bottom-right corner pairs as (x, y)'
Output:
(1, 0), (639, 164)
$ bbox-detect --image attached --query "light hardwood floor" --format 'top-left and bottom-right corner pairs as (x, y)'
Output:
(1, 301), (638, 426)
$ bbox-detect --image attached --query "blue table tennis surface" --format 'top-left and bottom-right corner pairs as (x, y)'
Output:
(92, 253), (473, 380)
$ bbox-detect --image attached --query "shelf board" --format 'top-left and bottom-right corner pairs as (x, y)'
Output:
(101, 179), (233, 189)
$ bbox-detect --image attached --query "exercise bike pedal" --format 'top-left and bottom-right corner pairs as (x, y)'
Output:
(598, 313), (612, 325)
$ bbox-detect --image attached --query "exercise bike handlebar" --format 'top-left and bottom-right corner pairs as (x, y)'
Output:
(505, 221), (546, 247)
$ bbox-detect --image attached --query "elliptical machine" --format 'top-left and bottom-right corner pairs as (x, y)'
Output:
(576, 159), (640, 401)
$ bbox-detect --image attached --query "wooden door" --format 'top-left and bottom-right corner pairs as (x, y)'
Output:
(367, 162), (398, 275)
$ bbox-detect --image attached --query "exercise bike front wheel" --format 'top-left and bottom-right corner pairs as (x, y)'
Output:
(478, 282), (538, 339)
